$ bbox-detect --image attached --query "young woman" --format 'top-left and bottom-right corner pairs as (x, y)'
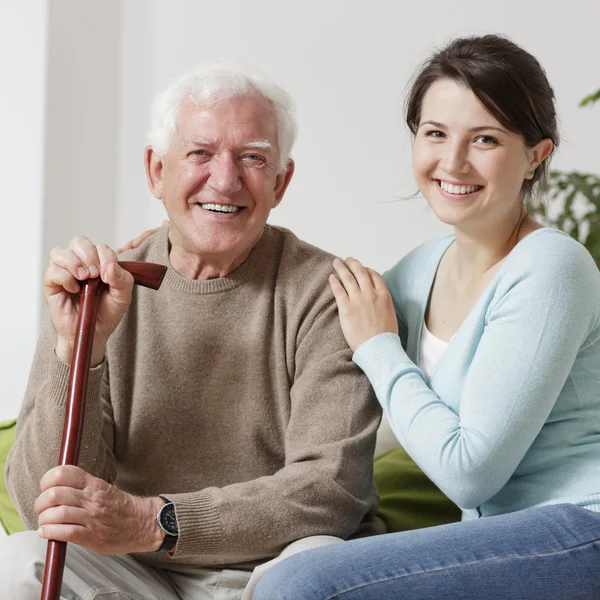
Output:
(254, 35), (600, 599)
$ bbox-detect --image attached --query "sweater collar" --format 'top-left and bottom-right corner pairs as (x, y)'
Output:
(153, 224), (274, 294)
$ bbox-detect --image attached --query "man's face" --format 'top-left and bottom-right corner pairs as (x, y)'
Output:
(146, 95), (293, 272)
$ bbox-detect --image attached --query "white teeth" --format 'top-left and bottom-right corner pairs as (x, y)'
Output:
(439, 181), (479, 195)
(200, 203), (240, 213)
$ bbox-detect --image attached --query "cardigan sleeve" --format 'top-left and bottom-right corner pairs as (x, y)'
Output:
(354, 233), (600, 509)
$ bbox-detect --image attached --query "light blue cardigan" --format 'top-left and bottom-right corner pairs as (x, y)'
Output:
(354, 229), (600, 519)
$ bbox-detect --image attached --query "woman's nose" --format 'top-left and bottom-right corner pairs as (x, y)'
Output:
(442, 143), (471, 175)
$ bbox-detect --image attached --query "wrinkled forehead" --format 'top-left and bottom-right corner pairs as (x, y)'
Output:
(173, 94), (279, 149)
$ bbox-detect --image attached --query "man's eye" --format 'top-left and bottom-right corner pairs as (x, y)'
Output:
(191, 150), (209, 157)
(242, 154), (265, 164)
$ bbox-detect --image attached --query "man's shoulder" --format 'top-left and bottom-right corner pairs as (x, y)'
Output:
(115, 227), (166, 264)
(265, 225), (339, 316)
(269, 225), (336, 280)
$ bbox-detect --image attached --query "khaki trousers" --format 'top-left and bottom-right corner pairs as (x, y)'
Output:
(0, 531), (250, 600)
(0, 530), (342, 600)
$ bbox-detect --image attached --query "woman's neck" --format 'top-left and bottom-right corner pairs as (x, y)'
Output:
(451, 206), (540, 281)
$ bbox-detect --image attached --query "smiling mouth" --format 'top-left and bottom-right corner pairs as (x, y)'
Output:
(197, 203), (242, 214)
(435, 180), (484, 195)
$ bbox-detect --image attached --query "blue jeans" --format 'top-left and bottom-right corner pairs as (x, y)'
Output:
(254, 504), (600, 599)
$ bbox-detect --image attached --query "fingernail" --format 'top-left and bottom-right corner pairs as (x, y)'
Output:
(37, 527), (43, 537)
(89, 265), (99, 278)
(77, 267), (87, 279)
(115, 265), (123, 279)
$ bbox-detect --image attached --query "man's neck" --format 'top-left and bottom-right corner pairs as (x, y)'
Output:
(167, 231), (254, 280)
(169, 246), (253, 280)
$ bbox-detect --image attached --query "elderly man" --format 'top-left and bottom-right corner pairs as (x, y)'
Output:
(1, 65), (381, 599)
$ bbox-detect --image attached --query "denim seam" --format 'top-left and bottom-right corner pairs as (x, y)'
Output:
(331, 537), (600, 599)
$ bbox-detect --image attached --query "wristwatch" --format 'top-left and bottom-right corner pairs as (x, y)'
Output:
(156, 495), (178, 552)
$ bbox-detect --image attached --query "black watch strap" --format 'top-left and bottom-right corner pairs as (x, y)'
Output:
(157, 495), (178, 552)
(157, 530), (177, 552)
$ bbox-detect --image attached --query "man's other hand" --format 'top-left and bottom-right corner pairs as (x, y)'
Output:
(35, 465), (163, 555)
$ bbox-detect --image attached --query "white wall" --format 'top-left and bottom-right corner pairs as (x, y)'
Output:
(3, 0), (600, 419)
(43, 0), (121, 271)
(117, 0), (600, 271)
(0, 0), (121, 420)
(0, 0), (48, 421)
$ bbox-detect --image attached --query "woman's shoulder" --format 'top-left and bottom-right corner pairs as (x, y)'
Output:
(504, 228), (598, 282)
(494, 229), (600, 326)
(383, 234), (454, 287)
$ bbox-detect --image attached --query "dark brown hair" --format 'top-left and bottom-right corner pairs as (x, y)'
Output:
(405, 34), (559, 199)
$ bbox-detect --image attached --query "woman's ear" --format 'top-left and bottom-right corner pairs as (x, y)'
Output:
(528, 138), (554, 176)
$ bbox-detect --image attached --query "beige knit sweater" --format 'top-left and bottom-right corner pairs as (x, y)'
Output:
(7, 225), (382, 571)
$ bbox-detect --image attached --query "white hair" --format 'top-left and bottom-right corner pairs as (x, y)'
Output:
(147, 63), (297, 173)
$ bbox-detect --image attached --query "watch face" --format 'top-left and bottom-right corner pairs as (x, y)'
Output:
(160, 503), (178, 536)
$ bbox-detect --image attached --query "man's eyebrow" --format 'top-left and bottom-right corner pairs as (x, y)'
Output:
(420, 120), (509, 134)
(242, 141), (272, 151)
(183, 138), (273, 150)
(185, 137), (211, 146)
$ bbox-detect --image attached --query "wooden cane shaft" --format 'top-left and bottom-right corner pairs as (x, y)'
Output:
(39, 541), (67, 600)
(40, 262), (166, 600)
(60, 277), (103, 466)
(41, 276), (103, 600)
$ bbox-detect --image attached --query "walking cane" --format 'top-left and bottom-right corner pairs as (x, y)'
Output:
(40, 261), (167, 600)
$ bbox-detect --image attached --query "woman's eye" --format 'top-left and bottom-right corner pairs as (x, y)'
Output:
(425, 130), (445, 139)
(476, 135), (498, 145)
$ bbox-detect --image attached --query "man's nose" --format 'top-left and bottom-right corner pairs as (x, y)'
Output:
(207, 154), (243, 195)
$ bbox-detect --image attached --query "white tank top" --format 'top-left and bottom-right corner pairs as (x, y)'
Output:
(419, 320), (449, 379)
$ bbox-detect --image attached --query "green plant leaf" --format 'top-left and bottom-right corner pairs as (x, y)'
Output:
(535, 92), (600, 266)
(540, 169), (600, 265)
(580, 89), (600, 108)
(567, 173), (600, 207)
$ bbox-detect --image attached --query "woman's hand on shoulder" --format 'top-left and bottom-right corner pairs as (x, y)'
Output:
(115, 220), (169, 253)
(329, 257), (398, 352)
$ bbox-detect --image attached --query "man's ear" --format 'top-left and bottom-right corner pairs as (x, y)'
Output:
(145, 146), (165, 199)
(272, 159), (295, 208)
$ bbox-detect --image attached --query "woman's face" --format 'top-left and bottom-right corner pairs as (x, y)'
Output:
(412, 79), (539, 233)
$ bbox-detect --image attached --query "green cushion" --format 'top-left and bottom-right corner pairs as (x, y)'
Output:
(0, 420), (26, 535)
(0, 419), (459, 536)
(374, 445), (461, 532)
